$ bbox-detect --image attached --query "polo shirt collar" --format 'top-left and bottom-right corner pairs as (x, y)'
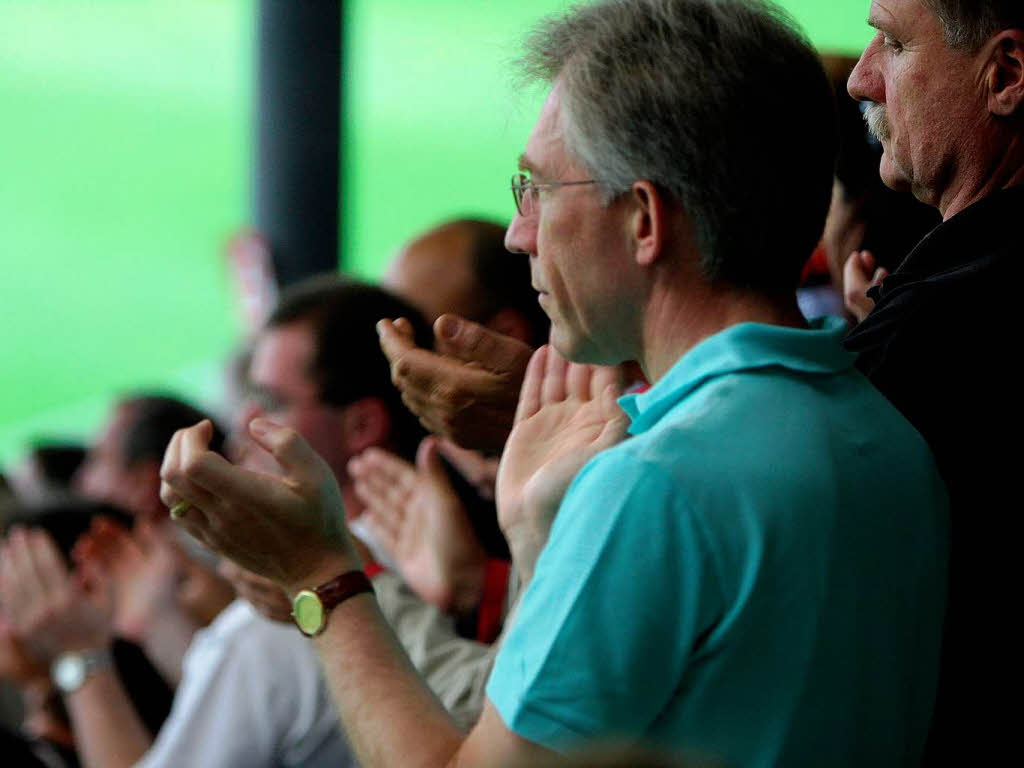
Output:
(620, 316), (854, 435)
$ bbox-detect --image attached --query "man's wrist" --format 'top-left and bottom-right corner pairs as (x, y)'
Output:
(282, 551), (363, 599)
(51, 646), (114, 695)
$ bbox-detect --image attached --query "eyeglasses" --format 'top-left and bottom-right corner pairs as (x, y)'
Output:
(510, 172), (599, 217)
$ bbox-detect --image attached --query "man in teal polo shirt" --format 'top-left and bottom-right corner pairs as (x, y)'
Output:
(487, 320), (948, 767)
(154, 1), (949, 766)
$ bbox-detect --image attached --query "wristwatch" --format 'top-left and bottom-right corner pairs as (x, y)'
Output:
(291, 570), (374, 637)
(51, 648), (113, 694)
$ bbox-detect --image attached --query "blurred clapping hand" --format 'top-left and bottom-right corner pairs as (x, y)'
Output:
(349, 437), (488, 614)
(0, 527), (115, 664)
(378, 315), (534, 454)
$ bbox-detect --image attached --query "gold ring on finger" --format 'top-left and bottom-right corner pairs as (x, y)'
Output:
(169, 501), (192, 520)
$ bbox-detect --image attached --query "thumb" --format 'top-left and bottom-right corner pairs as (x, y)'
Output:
(377, 318), (418, 366)
(870, 266), (889, 286)
(181, 420), (215, 464)
(416, 437), (446, 481)
(858, 250), (877, 271)
(434, 314), (533, 373)
(248, 417), (321, 481)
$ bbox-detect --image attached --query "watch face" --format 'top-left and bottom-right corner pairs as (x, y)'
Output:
(292, 590), (325, 636)
(53, 654), (87, 692)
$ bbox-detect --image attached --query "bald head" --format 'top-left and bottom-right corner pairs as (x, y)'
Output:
(386, 221), (486, 323)
(385, 219), (549, 347)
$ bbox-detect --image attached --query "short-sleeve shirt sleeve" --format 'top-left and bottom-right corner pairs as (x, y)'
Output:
(486, 450), (723, 751)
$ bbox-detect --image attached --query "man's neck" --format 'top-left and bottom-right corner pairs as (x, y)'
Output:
(639, 282), (807, 383)
(939, 133), (1024, 220)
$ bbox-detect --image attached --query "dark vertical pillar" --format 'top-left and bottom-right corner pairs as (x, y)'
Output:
(254, 0), (342, 288)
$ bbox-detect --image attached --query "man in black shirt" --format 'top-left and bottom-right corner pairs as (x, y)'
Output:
(844, 1), (1024, 762)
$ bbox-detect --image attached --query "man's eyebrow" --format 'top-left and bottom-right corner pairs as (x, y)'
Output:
(867, 13), (894, 34)
(517, 153), (536, 172)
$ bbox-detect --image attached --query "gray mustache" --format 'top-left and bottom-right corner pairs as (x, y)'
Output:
(863, 102), (891, 143)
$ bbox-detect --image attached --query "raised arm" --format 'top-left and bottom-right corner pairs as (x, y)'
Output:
(159, 419), (550, 767)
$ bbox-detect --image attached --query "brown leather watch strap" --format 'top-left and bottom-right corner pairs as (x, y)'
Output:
(315, 570), (374, 611)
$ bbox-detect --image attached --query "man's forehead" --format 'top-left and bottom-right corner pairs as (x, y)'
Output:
(868, 0), (928, 34)
(251, 324), (314, 384)
(519, 87), (572, 177)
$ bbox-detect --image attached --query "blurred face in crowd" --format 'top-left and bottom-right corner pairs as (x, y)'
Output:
(848, 0), (985, 204)
(504, 84), (640, 365)
(245, 322), (351, 481)
(75, 404), (160, 519)
(385, 227), (479, 323)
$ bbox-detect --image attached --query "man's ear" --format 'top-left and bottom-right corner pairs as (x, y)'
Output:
(340, 397), (392, 456)
(628, 181), (667, 267)
(986, 30), (1024, 117)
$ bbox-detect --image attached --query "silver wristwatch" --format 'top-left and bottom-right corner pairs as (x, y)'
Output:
(51, 648), (113, 694)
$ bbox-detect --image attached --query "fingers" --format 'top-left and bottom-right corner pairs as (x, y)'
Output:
(351, 449), (415, 516)
(435, 440), (492, 483)
(1, 529), (69, 616)
(378, 317), (418, 367)
(434, 315), (534, 373)
(589, 363), (626, 402)
(844, 250), (873, 288)
(391, 317), (416, 340)
(858, 249), (877, 272)
(541, 344), (570, 405)
(565, 361), (592, 402)
(247, 418), (322, 485)
(414, 437), (459, 496)
(415, 437), (445, 478)
(515, 345), (548, 425)
(163, 421), (293, 522)
(160, 424), (220, 519)
(359, 509), (400, 555)
(843, 250), (880, 322)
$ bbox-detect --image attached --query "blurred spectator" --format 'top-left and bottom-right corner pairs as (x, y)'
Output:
(75, 395), (225, 524)
(386, 218), (549, 347)
(5, 443), (87, 506)
(0, 500), (174, 768)
(74, 394), (235, 634)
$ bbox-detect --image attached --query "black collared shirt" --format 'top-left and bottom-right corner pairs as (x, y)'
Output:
(844, 184), (1024, 764)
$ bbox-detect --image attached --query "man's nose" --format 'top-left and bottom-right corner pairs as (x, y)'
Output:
(504, 211), (537, 256)
(848, 36), (884, 104)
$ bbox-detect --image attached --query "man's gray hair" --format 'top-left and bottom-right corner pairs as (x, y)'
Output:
(922, 1), (1024, 50)
(519, 0), (837, 292)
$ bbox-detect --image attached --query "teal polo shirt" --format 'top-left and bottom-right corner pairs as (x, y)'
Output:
(487, 317), (949, 768)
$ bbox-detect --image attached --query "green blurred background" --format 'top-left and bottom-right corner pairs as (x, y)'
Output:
(0, 0), (872, 464)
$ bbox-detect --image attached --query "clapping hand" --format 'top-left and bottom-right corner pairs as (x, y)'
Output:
(71, 518), (184, 643)
(843, 249), (888, 323)
(349, 437), (487, 613)
(0, 528), (114, 663)
(378, 315), (534, 453)
(496, 345), (629, 584)
(159, 418), (359, 594)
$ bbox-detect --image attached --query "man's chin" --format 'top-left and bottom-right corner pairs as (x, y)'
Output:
(878, 152), (913, 194)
